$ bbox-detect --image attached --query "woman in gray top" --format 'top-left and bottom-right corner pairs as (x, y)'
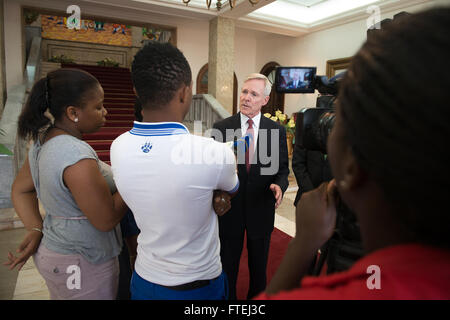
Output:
(5, 69), (128, 299)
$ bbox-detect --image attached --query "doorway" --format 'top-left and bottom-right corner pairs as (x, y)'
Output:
(260, 61), (285, 115)
(196, 63), (238, 114)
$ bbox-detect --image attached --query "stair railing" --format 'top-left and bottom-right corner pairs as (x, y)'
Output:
(184, 94), (231, 134)
(0, 36), (42, 208)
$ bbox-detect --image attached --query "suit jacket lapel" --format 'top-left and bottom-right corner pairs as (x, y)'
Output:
(233, 112), (241, 131)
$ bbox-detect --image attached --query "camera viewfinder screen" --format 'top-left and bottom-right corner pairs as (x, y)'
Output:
(275, 67), (317, 93)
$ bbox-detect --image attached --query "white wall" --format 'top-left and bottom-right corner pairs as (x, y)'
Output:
(255, 0), (450, 117)
(175, 19), (210, 94)
(233, 27), (258, 99)
(3, 0), (23, 92)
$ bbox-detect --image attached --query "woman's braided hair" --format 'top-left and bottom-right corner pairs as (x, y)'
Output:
(337, 8), (450, 247)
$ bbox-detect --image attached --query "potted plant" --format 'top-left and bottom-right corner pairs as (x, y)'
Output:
(97, 57), (119, 67)
(264, 110), (296, 157)
(48, 54), (75, 64)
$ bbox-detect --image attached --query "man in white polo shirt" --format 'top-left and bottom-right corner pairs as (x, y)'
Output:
(110, 42), (239, 300)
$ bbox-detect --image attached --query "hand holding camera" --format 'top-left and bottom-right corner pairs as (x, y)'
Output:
(294, 180), (338, 251)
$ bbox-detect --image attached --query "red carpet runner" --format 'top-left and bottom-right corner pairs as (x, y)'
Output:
(62, 64), (136, 164)
(237, 228), (292, 300)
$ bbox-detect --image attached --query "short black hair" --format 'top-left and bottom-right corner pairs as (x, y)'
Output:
(338, 8), (450, 247)
(131, 41), (192, 109)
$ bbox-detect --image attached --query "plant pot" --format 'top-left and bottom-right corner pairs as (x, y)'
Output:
(287, 133), (294, 158)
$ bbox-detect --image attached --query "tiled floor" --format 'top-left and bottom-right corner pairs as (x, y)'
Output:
(0, 165), (298, 300)
(0, 228), (27, 299)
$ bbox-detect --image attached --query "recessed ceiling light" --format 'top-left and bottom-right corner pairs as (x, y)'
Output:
(284, 0), (328, 7)
(249, 0), (380, 25)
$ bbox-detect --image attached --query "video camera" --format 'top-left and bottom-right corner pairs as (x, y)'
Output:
(274, 66), (343, 153)
(275, 68), (364, 274)
(298, 73), (344, 153)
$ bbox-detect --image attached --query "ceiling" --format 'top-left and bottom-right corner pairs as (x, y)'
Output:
(79, 0), (432, 36)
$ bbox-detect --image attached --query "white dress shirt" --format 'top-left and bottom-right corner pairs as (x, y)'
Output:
(240, 112), (261, 151)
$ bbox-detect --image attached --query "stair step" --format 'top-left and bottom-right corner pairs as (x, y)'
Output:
(95, 73), (132, 78)
(101, 83), (133, 89)
(106, 108), (135, 114)
(104, 92), (135, 97)
(103, 121), (134, 127)
(103, 87), (134, 92)
(96, 151), (110, 162)
(104, 98), (135, 102)
(98, 80), (131, 85)
(62, 63), (130, 73)
(83, 128), (129, 141)
(96, 78), (132, 84)
(104, 103), (135, 108)
(87, 141), (113, 150)
(106, 114), (135, 120)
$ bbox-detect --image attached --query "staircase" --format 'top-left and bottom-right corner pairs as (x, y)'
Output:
(59, 64), (230, 164)
(62, 64), (136, 164)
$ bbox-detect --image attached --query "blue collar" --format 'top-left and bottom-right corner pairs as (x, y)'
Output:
(129, 121), (189, 136)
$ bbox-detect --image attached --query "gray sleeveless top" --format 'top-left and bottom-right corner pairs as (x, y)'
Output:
(29, 134), (122, 264)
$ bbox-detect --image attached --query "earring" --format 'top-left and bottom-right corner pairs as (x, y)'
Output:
(74, 118), (79, 123)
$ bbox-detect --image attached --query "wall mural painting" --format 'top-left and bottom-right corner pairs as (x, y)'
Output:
(41, 15), (132, 47)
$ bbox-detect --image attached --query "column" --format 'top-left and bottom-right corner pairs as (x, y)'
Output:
(0, 0), (6, 116)
(208, 17), (234, 114)
(129, 26), (142, 68)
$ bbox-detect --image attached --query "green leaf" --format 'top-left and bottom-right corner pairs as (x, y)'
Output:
(0, 143), (13, 156)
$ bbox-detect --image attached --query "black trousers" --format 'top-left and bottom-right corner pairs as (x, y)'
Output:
(116, 242), (132, 300)
(219, 230), (272, 300)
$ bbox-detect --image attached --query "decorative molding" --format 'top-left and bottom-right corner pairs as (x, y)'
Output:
(42, 39), (130, 67)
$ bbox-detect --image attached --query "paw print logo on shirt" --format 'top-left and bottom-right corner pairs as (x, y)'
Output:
(141, 142), (152, 153)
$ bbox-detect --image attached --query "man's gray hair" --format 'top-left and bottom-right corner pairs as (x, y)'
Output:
(245, 73), (272, 97)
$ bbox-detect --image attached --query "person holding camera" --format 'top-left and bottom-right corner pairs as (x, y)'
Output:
(292, 129), (332, 209)
(256, 8), (450, 299)
(292, 123), (332, 275)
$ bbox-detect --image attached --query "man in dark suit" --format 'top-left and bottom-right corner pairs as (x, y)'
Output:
(292, 110), (332, 275)
(286, 69), (302, 89)
(212, 73), (289, 299)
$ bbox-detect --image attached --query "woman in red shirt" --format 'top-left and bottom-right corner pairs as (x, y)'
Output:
(257, 8), (450, 300)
